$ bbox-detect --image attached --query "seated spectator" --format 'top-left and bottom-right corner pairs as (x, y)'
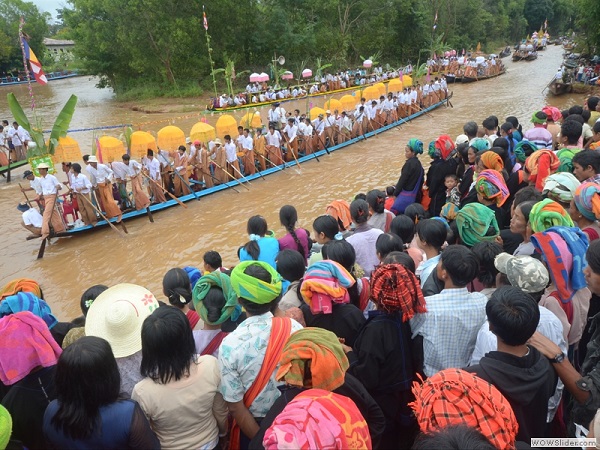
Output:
(410, 245), (487, 376)
(346, 199), (384, 276)
(62, 284), (108, 349)
(276, 249), (306, 311)
(162, 267), (200, 330)
(466, 286), (558, 441)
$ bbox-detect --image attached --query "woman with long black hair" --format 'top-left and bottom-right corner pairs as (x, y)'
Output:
(239, 215), (280, 269)
(43, 336), (159, 449)
(277, 205), (310, 261)
(163, 267), (200, 330)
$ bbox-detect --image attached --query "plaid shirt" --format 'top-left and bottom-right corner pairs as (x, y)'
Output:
(410, 288), (487, 377)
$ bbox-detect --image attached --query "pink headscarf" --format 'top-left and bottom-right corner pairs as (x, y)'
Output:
(0, 311), (62, 385)
(542, 106), (562, 123)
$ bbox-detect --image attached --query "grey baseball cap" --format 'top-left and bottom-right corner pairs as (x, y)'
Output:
(494, 253), (549, 293)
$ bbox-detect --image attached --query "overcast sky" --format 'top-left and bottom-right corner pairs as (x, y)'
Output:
(31, 0), (64, 22)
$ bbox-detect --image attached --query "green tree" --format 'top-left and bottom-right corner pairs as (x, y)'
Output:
(524, 0), (553, 32)
(0, 0), (50, 74)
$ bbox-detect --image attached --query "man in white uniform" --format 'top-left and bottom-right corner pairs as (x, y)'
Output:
(37, 163), (65, 239)
(17, 202), (43, 239)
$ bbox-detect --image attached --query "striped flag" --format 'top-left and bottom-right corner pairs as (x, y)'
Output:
(21, 38), (47, 85)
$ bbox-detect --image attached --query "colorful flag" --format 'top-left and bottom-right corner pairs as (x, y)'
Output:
(203, 6), (208, 30)
(21, 38), (47, 85)
(433, 10), (438, 30)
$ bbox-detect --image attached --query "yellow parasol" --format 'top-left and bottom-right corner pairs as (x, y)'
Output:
(51, 136), (81, 164)
(388, 78), (403, 92)
(362, 85), (380, 101)
(375, 82), (386, 96)
(402, 75), (413, 87)
(340, 95), (357, 112)
(239, 112), (262, 129)
(215, 114), (238, 140)
(157, 125), (185, 151)
(323, 98), (343, 113)
(130, 131), (157, 159)
(97, 136), (125, 163)
(310, 107), (326, 120)
(190, 121), (216, 143)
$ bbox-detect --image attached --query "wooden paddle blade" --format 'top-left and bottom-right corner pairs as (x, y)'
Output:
(37, 238), (47, 259)
(146, 207), (154, 223)
(119, 221), (129, 234)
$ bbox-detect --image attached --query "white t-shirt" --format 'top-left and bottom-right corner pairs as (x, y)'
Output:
(22, 208), (43, 227)
(224, 142), (237, 163)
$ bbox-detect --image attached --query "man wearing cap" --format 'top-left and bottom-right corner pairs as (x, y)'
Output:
(219, 261), (302, 446)
(143, 150), (167, 203)
(17, 202), (43, 239)
(36, 163), (65, 239)
(87, 156), (122, 221)
(21, 169), (42, 197)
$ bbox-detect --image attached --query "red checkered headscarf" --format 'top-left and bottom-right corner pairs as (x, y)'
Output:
(410, 369), (518, 449)
(370, 264), (426, 320)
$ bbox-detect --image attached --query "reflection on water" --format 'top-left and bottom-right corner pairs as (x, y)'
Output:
(0, 45), (587, 320)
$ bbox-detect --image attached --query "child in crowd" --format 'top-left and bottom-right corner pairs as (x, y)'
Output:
(445, 174), (460, 207)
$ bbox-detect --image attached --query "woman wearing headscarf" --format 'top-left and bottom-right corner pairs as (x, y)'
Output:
(347, 263), (426, 448)
(528, 198), (574, 233)
(475, 169), (510, 229)
(571, 182), (600, 241)
(192, 270), (242, 357)
(410, 368), (519, 449)
(219, 261), (303, 449)
(0, 278), (42, 301)
(524, 149), (560, 192)
(262, 389), (372, 450)
(460, 141), (497, 207)
(391, 139), (425, 215)
(543, 172), (581, 210)
(455, 203), (500, 248)
(249, 328), (385, 449)
(531, 227), (591, 354)
(0, 312), (61, 449)
(300, 259), (365, 347)
(426, 135), (458, 216)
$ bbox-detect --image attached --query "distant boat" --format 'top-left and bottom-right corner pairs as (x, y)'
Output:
(548, 79), (573, 96)
(499, 46), (512, 58)
(526, 52), (538, 61)
(0, 71), (79, 87)
(461, 67), (506, 83)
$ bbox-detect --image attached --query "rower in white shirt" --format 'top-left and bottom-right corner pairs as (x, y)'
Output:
(241, 129), (256, 176)
(36, 163), (65, 239)
(121, 154), (150, 210)
(224, 135), (241, 179)
(323, 110), (336, 144)
(143, 150), (167, 203)
(283, 118), (298, 161)
(265, 126), (284, 165)
(339, 112), (352, 143)
(352, 106), (367, 138)
(268, 104), (281, 130)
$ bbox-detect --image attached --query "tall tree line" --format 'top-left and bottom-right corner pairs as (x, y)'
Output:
(0, 0), (597, 92)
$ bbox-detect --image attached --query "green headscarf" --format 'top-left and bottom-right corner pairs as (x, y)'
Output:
(0, 404), (12, 450)
(529, 198), (574, 233)
(427, 141), (437, 158)
(192, 271), (240, 325)
(407, 138), (424, 155)
(531, 111), (547, 125)
(469, 138), (490, 153)
(514, 140), (537, 163)
(455, 203), (499, 247)
(230, 261), (282, 304)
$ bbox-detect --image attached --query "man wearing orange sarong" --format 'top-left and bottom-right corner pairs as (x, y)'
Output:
(352, 106), (367, 138)
(224, 135), (241, 179)
(265, 126), (284, 166)
(283, 118), (298, 162)
(211, 139), (228, 184)
(338, 112), (352, 143)
(188, 140), (200, 182)
(253, 129), (267, 172)
(241, 129), (256, 175)
(36, 163), (66, 240)
(197, 144), (214, 188)
(171, 146), (191, 197)
(87, 155), (122, 220)
(69, 163), (97, 226)
(300, 118), (314, 154)
(122, 154), (151, 210)
(143, 150), (167, 203)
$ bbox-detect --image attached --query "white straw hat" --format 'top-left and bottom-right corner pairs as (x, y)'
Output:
(87, 155), (98, 163)
(85, 283), (159, 358)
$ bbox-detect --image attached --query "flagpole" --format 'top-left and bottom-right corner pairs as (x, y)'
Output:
(203, 6), (219, 102)
(18, 17), (37, 117)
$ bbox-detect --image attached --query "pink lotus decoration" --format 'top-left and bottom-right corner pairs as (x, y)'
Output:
(259, 72), (269, 82)
(249, 73), (261, 82)
(363, 59), (373, 68)
(451, 49), (457, 56)
(302, 69), (312, 78)
(445, 51), (450, 57)
(281, 71), (293, 80)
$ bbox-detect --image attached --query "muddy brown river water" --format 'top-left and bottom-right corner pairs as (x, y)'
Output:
(0, 45), (589, 320)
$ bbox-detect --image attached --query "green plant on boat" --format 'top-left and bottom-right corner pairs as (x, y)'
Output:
(7, 93), (78, 159)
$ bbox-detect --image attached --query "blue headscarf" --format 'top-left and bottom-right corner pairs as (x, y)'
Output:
(184, 266), (202, 289)
(407, 138), (424, 155)
(0, 292), (58, 329)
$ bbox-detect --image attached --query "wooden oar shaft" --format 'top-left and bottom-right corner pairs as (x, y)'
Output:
(212, 160), (250, 191)
(18, 183), (34, 208)
(141, 172), (187, 208)
(81, 191), (126, 237)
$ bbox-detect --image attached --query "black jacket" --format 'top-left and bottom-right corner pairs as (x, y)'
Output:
(300, 302), (365, 348)
(467, 346), (557, 442)
(394, 157), (424, 196)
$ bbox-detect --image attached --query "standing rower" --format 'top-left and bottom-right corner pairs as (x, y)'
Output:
(36, 163), (65, 240)
(87, 155), (122, 221)
(69, 163), (97, 227)
(122, 154), (151, 210)
(143, 150), (167, 202)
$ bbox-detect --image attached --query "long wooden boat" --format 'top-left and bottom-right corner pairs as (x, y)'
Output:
(0, 71), (79, 87)
(499, 47), (511, 58)
(41, 95), (452, 251)
(0, 159), (28, 174)
(526, 52), (538, 61)
(461, 68), (506, 83)
(548, 80), (573, 95)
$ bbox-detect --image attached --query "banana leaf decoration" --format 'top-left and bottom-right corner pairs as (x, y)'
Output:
(123, 126), (133, 151)
(6, 93), (78, 158)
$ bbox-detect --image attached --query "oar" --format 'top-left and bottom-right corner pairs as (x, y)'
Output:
(212, 160), (251, 191)
(18, 182), (35, 208)
(282, 134), (302, 171)
(37, 237), (47, 259)
(82, 191), (127, 237)
(204, 165), (241, 193)
(262, 154), (285, 172)
(158, 152), (199, 201)
(141, 172), (188, 208)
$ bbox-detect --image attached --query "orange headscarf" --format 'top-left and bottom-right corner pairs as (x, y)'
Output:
(410, 368), (518, 449)
(0, 279), (42, 301)
(326, 200), (352, 231)
(524, 150), (560, 191)
(480, 151), (504, 172)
